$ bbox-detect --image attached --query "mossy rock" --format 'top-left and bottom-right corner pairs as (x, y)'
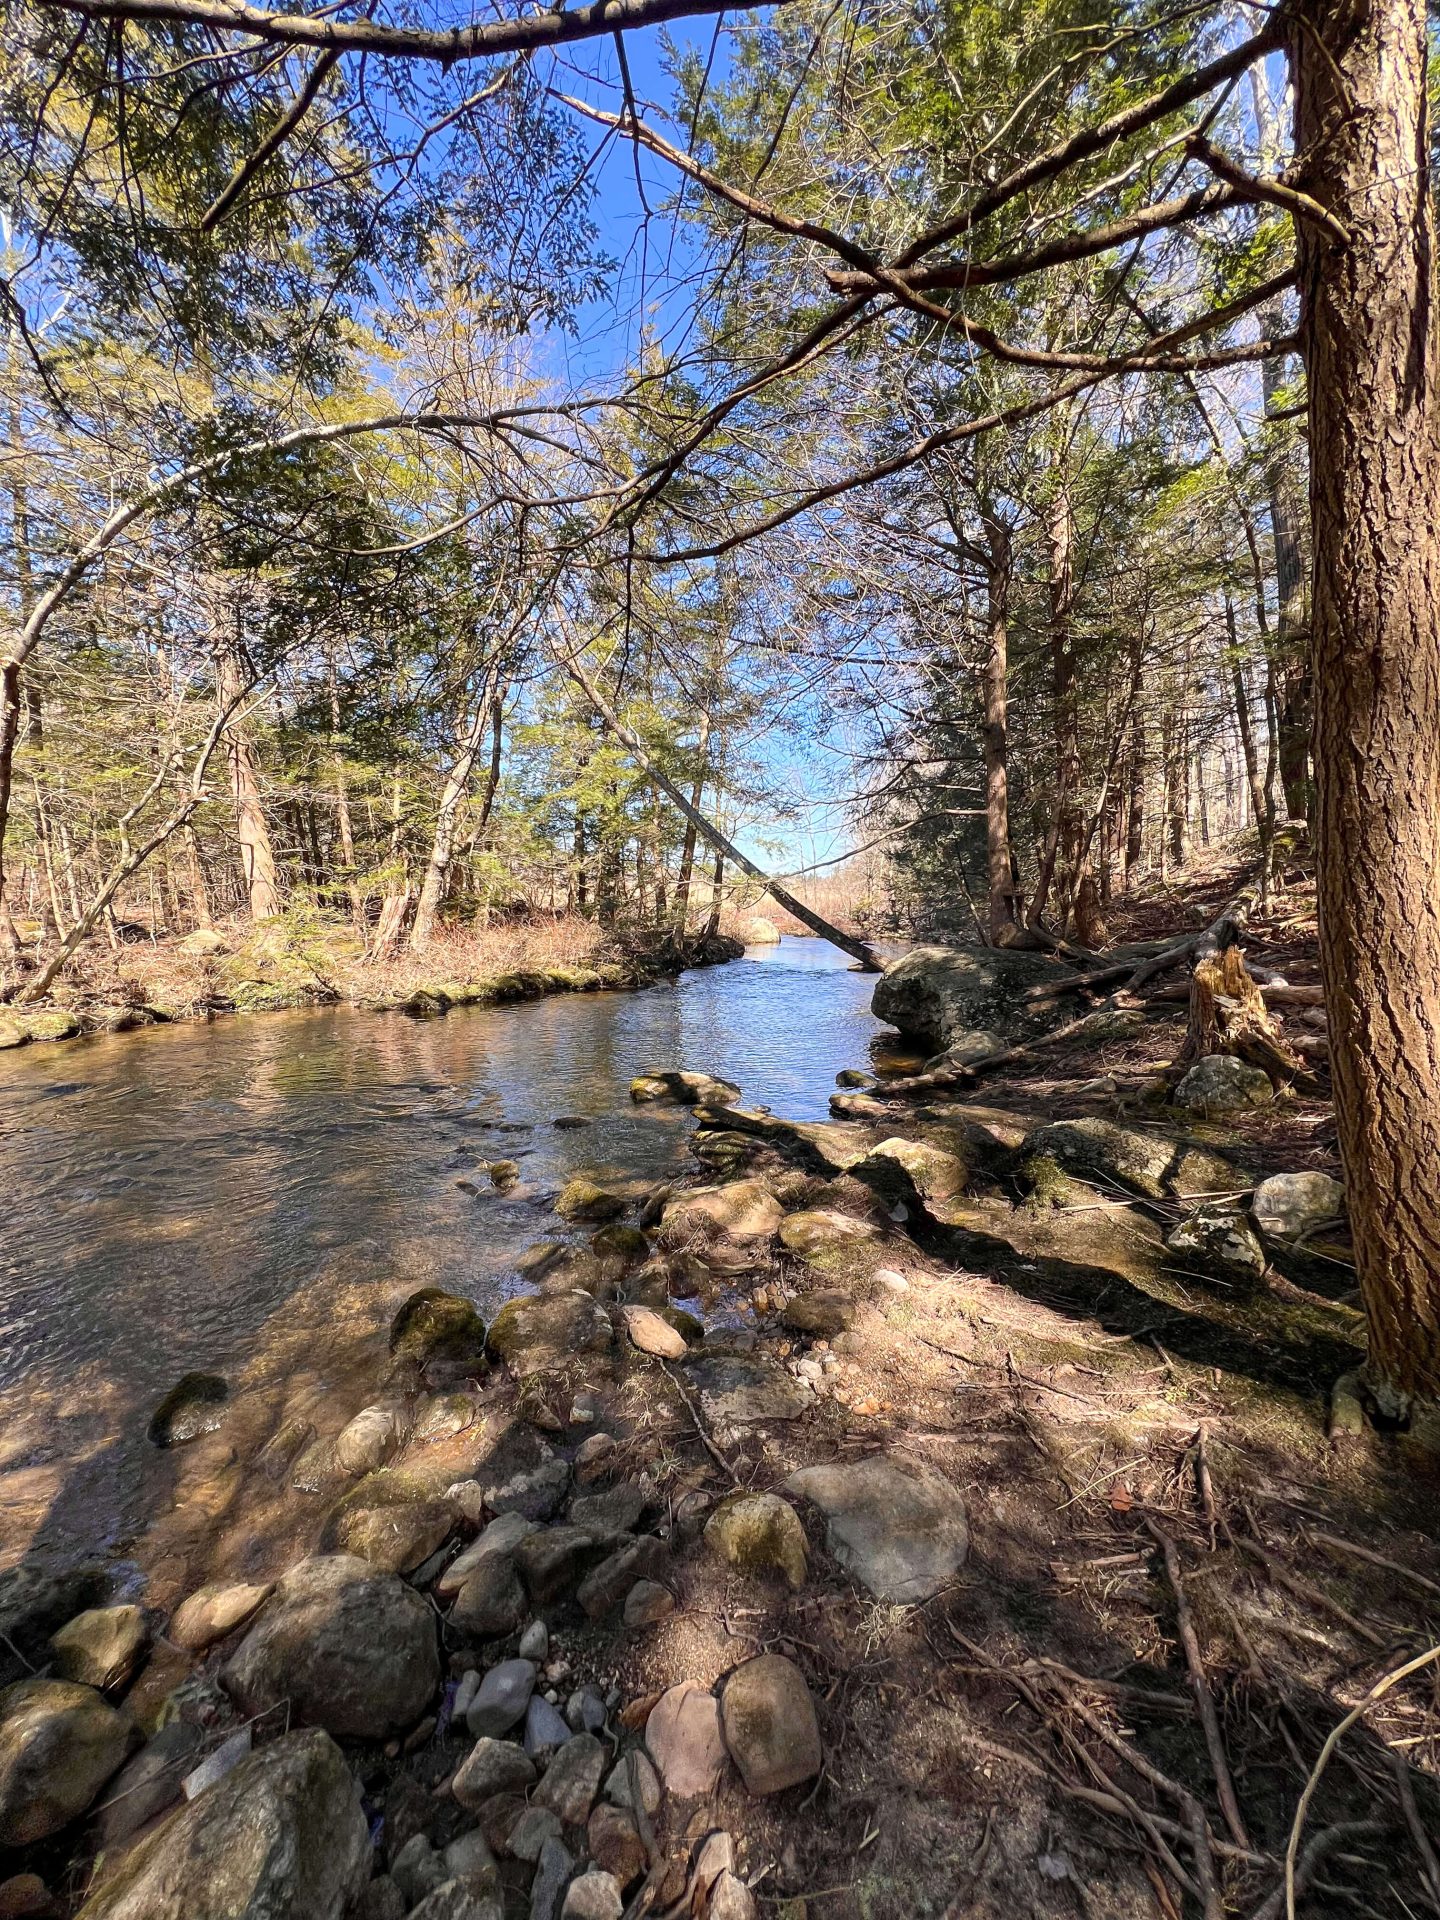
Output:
(389, 1287), (487, 1367)
(489, 1161), (521, 1190)
(782, 1290), (854, 1336)
(486, 1292), (614, 1373)
(0, 1019), (26, 1050)
(555, 1176), (627, 1223)
(17, 1009), (80, 1043)
(592, 1224), (649, 1265)
(148, 1372), (229, 1447)
(658, 1304), (704, 1344)
(704, 1491), (808, 1589)
(690, 1131), (757, 1176)
(1018, 1152), (1090, 1212)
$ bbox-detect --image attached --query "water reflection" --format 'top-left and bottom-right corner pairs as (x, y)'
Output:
(0, 941), (883, 1571)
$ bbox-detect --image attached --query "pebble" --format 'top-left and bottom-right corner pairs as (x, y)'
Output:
(518, 1620), (550, 1661)
(561, 1871), (624, 1920)
(467, 1660), (537, 1738)
(454, 1669), (482, 1718)
(533, 1733), (606, 1824)
(573, 1432), (615, 1475)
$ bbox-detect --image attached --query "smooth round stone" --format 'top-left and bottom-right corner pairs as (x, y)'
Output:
(466, 1661), (536, 1739)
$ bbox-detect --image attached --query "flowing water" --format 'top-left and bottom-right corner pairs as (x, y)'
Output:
(0, 940), (890, 1580)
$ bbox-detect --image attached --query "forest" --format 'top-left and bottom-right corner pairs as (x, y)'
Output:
(2, 0), (1440, 1916)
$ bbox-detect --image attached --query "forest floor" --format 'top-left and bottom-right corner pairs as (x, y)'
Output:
(0, 911), (748, 1047)
(5, 857), (1439, 1920)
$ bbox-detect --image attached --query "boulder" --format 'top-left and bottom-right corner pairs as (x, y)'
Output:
(621, 1306), (688, 1360)
(170, 1583), (273, 1652)
(562, 1873), (623, 1920)
(179, 928), (230, 957)
(533, 1733), (605, 1824)
(659, 1181), (784, 1251)
(0, 1678), (130, 1846)
(592, 1225), (650, 1265)
(576, 1538), (668, 1620)
(452, 1739), (536, 1809)
(921, 1030), (1007, 1070)
(587, 1805), (646, 1887)
(487, 1294), (613, 1374)
(623, 1581), (674, 1629)
(334, 1402), (412, 1477)
(330, 1499), (455, 1575)
(49, 1607), (148, 1694)
(1165, 1206), (1268, 1285)
(644, 1684), (727, 1799)
(1251, 1170), (1346, 1244)
(555, 1178), (627, 1224)
(414, 1393), (481, 1443)
(630, 1072), (741, 1108)
(703, 1493), (808, 1590)
(777, 1209), (883, 1273)
(221, 1556), (439, 1740)
(516, 1529), (607, 1606)
(872, 946), (1066, 1050)
(1025, 1117), (1245, 1201)
(74, 1730), (369, 1920)
(1174, 1054), (1274, 1114)
(719, 1656), (821, 1795)
(686, 1354), (815, 1426)
(482, 1459), (571, 1521)
(13, 1009), (79, 1043)
(852, 1138), (968, 1216)
(786, 1456), (969, 1602)
(568, 1482), (646, 1539)
(781, 1292), (853, 1337)
(451, 1559), (527, 1638)
(147, 1373), (228, 1448)
(390, 1290), (488, 1370)
(437, 1514), (537, 1598)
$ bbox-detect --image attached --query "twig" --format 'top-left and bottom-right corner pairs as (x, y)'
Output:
(1284, 1644), (1440, 1920)
(1247, 1821), (1386, 1920)
(1307, 1531), (1440, 1604)
(1390, 1751), (1440, 1915)
(1192, 1424), (1218, 1540)
(1147, 1520), (1251, 1852)
(658, 1359), (742, 1485)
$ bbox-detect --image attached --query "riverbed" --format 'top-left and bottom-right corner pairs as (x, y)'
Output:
(0, 940), (888, 1579)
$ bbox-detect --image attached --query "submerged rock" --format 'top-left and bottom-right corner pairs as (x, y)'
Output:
(74, 1729), (369, 1920)
(334, 1401), (412, 1476)
(787, 1456), (969, 1602)
(49, 1607), (148, 1695)
(555, 1178), (628, 1223)
(0, 1677), (130, 1846)
(147, 1372), (228, 1447)
(872, 945), (1066, 1050)
(390, 1289), (488, 1370)
(1174, 1054), (1274, 1114)
(222, 1556), (439, 1740)
(1025, 1117), (1245, 1200)
(630, 1071), (741, 1107)
(719, 1655), (821, 1795)
(704, 1492), (807, 1589)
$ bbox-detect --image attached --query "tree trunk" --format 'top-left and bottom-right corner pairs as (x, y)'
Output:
(326, 654), (363, 921)
(673, 704), (711, 930)
(411, 668), (500, 952)
(215, 649), (281, 922)
(981, 511), (1021, 942)
(1294, 0), (1440, 1410)
(1045, 476), (1087, 936)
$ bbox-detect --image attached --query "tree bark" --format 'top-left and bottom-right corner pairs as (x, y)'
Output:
(1045, 474), (1089, 937)
(215, 648), (281, 922)
(1294, 0), (1440, 1409)
(981, 510), (1021, 942)
(411, 666), (500, 952)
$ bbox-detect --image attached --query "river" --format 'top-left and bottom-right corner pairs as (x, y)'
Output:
(0, 939), (892, 1581)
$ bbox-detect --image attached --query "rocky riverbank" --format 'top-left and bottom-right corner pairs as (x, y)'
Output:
(3, 925), (1440, 1920)
(0, 930), (746, 1055)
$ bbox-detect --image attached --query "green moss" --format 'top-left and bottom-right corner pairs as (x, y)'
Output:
(389, 1286), (487, 1365)
(1018, 1151), (1087, 1211)
(555, 1176), (627, 1222)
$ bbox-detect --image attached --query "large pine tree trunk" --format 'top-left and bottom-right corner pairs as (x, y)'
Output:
(981, 512), (1021, 943)
(1295, 0), (1440, 1410)
(215, 649), (281, 923)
